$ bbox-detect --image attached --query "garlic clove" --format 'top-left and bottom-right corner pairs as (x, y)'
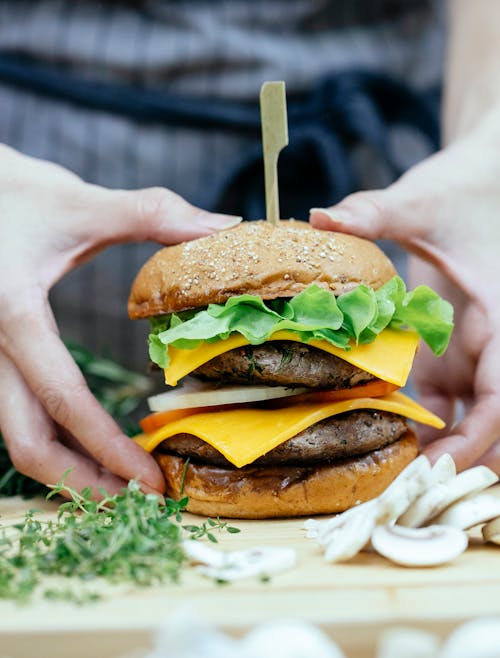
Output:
(482, 516), (500, 545)
(371, 524), (468, 567)
(433, 494), (500, 530)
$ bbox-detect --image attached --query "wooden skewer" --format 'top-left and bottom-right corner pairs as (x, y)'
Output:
(260, 81), (289, 225)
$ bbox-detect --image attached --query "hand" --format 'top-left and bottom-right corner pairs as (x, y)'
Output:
(0, 144), (241, 495)
(310, 113), (500, 473)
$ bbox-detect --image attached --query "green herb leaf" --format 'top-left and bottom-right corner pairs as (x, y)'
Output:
(0, 479), (239, 604)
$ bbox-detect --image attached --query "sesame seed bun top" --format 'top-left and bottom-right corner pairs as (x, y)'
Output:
(128, 220), (397, 319)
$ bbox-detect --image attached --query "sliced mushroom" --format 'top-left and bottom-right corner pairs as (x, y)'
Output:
(305, 499), (379, 546)
(182, 541), (296, 581)
(377, 455), (432, 524)
(439, 618), (500, 658)
(399, 465), (498, 528)
(376, 627), (440, 658)
(242, 620), (347, 658)
(306, 457), (432, 563)
(430, 453), (456, 484)
(482, 516), (500, 545)
(398, 483), (450, 528)
(323, 506), (378, 562)
(371, 524), (468, 567)
(433, 494), (500, 530)
(397, 454), (456, 528)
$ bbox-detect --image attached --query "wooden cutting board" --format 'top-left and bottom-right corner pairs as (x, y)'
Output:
(1, 491), (500, 658)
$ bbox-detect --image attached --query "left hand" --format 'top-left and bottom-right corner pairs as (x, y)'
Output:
(310, 113), (500, 473)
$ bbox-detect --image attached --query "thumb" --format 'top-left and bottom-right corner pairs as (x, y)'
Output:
(309, 182), (431, 246)
(84, 184), (242, 245)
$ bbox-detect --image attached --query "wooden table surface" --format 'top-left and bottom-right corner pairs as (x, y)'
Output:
(1, 490), (500, 658)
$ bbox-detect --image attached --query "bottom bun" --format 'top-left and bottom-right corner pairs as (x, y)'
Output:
(156, 431), (418, 519)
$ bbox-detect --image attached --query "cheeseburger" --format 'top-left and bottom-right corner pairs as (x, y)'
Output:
(130, 221), (452, 518)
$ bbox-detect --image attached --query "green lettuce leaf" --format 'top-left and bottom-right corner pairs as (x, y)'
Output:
(390, 285), (454, 356)
(148, 276), (454, 367)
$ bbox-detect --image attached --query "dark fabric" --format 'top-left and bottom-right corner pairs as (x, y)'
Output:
(0, 52), (440, 220)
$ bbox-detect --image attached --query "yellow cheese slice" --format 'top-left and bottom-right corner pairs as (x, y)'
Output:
(164, 328), (419, 387)
(135, 391), (443, 468)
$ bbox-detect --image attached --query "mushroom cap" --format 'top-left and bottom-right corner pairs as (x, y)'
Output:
(371, 524), (468, 567)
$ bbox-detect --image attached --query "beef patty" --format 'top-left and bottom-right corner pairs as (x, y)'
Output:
(193, 341), (376, 388)
(156, 410), (409, 467)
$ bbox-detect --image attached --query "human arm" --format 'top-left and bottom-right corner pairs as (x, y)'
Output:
(0, 144), (241, 495)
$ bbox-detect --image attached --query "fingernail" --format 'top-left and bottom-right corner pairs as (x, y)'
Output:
(309, 207), (352, 223)
(140, 482), (166, 501)
(199, 213), (243, 230)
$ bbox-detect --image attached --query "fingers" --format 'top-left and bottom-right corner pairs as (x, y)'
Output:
(413, 388), (456, 448)
(0, 292), (165, 494)
(83, 184), (242, 245)
(310, 190), (404, 241)
(422, 391), (500, 471)
(0, 349), (129, 496)
(309, 173), (431, 237)
(474, 440), (500, 475)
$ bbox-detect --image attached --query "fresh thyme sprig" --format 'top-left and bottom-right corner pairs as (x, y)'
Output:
(183, 518), (242, 543)
(0, 476), (239, 604)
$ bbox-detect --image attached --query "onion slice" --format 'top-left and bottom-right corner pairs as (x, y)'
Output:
(147, 377), (308, 412)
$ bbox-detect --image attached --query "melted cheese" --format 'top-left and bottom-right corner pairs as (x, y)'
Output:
(164, 328), (419, 387)
(135, 391), (443, 468)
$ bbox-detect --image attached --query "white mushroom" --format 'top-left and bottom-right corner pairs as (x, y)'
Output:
(439, 617), (500, 658)
(433, 494), (500, 529)
(397, 455), (457, 528)
(430, 453), (457, 484)
(398, 483), (450, 528)
(482, 516), (500, 545)
(376, 627), (440, 658)
(428, 466), (498, 522)
(182, 539), (226, 568)
(399, 464), (498, 528)
(306, 498), (379, 546)
(241, 620), (346, 658)
(376, 455), (432, 524)
(182, 541), (296, 581)
(371, 524), (468, 567)
(306, 457), (432, 563)
(323, 505), (378, 562)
